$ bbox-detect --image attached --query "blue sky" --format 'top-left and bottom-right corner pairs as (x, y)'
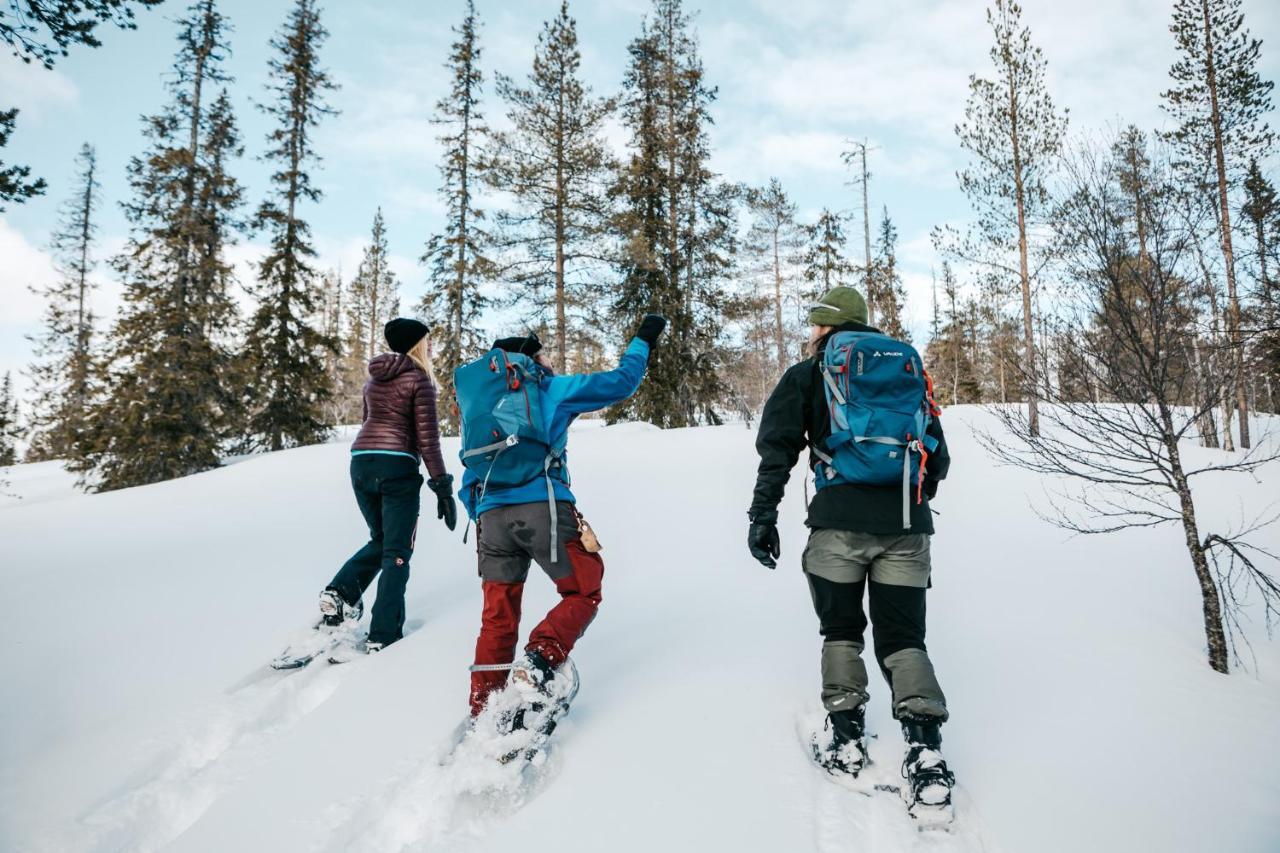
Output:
(2, 0), (1278, 397)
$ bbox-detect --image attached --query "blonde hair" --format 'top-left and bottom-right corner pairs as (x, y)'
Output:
(406, 337), (438, 386)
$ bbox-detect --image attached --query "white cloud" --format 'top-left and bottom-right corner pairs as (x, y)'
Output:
(0, 53), (78, 122)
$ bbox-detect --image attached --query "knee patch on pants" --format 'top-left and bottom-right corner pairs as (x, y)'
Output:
(882, 647), (948, 721)
(820, 640), (870, 713)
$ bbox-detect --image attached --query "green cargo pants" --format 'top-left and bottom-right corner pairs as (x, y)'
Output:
(802, 528), (948, 722)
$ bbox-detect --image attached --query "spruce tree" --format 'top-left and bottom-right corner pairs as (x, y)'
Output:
(241, 0), (337, 452)
(1163, 0), (1273, 447)
(80, 0), (245, 490)
(611, 0), (733, 427)
(1242, 159), (1279, 397)
(944, 0), (1067, 436)
(488, 0), (616, 373)
(0, 372), (18, 467)
(420, 0), (493, 433)
(25, 142), (99, 461)
(744, 178), (803, 372)
(349, 208), (400, 364)
(870, 207), (909, 341)
(318, 267), (358, 425)
(802, 208), (854, 296)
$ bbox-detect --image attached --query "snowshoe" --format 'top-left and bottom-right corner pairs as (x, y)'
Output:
(270, 624), (350, 670)
(900, 718), (955, 827)
(810, 707), (869, 778)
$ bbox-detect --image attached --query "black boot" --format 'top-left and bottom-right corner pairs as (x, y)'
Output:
(900, 716), (955, 812)
(816, 706), (868, 777)
(319, 587), (362, 627)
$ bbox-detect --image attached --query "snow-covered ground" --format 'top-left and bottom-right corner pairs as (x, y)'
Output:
(1, 407), (1278, 853)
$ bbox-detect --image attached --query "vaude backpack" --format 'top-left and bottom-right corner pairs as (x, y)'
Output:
(454, 347), (569, 560)
(812, 330), (940, 529)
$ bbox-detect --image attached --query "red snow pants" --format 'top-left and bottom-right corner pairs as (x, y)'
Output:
(469, 501), (604, 716)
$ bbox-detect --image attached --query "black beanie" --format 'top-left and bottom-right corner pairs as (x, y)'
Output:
(493, 332), (542, 357)
(384, 318), (429, 354)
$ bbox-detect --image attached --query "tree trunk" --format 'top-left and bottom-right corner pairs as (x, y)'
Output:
(1191, 334), (1220, 447)
(1163, 416), (1230, 673)
(773, 228), (786, 373)
(1200, 0), (1250, 449)
(554, 85), (567, 373)
(860, 144), (873, 317)
(1008, 72), (1039, 436)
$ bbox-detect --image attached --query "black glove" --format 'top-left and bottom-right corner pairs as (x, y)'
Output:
(428, 475), (457, 531)
(747, 510), (780, 569)
(636, 314), (667, 346)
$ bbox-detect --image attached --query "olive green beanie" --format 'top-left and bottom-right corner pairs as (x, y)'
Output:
(808, 286), (868, 327)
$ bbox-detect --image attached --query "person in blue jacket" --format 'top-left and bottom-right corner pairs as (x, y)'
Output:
(464, 315), (666, 715)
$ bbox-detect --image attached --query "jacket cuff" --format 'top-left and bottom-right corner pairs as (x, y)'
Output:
(748, 508), (778, 524)
(626, 337), (650, 360)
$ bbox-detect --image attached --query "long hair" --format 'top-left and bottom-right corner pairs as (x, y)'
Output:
(406, 337), (438, 387)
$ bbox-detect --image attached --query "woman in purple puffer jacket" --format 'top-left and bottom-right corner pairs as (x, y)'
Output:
(319, 318), (457, 651)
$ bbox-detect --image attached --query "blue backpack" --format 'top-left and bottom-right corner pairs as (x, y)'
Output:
(812, 330), (940, 529)
(454, 348), (569, 560)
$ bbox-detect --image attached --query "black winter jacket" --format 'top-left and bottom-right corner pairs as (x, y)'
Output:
(749, 323), (950, 535)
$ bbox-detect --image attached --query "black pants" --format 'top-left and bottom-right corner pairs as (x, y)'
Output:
(328, 454), (422, 645)
(807, 575), (929, 686)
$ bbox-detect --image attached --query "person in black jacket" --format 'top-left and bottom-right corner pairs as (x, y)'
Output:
(748, 285), (955, 809)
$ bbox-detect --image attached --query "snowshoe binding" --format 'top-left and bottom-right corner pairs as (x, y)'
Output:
(498, 649), (580, 764)
(318, 587), (363, 627)
(900, 717), (956, 827)
(811, 707), (869, 778)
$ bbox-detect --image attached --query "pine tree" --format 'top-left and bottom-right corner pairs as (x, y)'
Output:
(744, 177), (803, 372)
(802, 208), (854, 297)
(0, 372), (19, 466)
(1163, 0), (1273, 447)
(80, 0), (245, 490)
(241, 0), (338, 452)
(1241, 159), (1279, 404)
(925, 261), (981, 405)
(611, 0), (733, 427)
(349, 208), (400, 364)
(870, 207), (909, 341)
(420, 0), (493, 433)
(943, 0), (1067, 436)
(488, 0), (616, 373)
(25, 142), (99, 461)
(318, 267), (357, 425)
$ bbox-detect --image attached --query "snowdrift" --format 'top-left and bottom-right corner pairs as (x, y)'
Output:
(1, 407), (1277, 852)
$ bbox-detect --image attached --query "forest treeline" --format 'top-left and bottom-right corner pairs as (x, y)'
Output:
(0, 0), (1277, 497)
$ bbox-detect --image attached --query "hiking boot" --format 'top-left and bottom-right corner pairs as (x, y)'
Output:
(510, 648), (557, 696)
(815, 706), (869, 777)
(319, 588), (363, 627)
(900, 717), (955, 808)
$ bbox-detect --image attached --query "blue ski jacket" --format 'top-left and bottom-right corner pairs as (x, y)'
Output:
(460, 337), (651, 519)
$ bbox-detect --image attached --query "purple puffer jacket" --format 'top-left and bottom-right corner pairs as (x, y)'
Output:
(350, 354), (447, 480)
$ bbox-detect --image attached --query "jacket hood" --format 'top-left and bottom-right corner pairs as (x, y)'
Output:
(368, 352), (417, 382)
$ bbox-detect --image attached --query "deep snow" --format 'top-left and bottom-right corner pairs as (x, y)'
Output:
(1, 407), (1278, 852)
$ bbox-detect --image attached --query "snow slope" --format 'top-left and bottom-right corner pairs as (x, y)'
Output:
(1, 407), (1278, 853)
